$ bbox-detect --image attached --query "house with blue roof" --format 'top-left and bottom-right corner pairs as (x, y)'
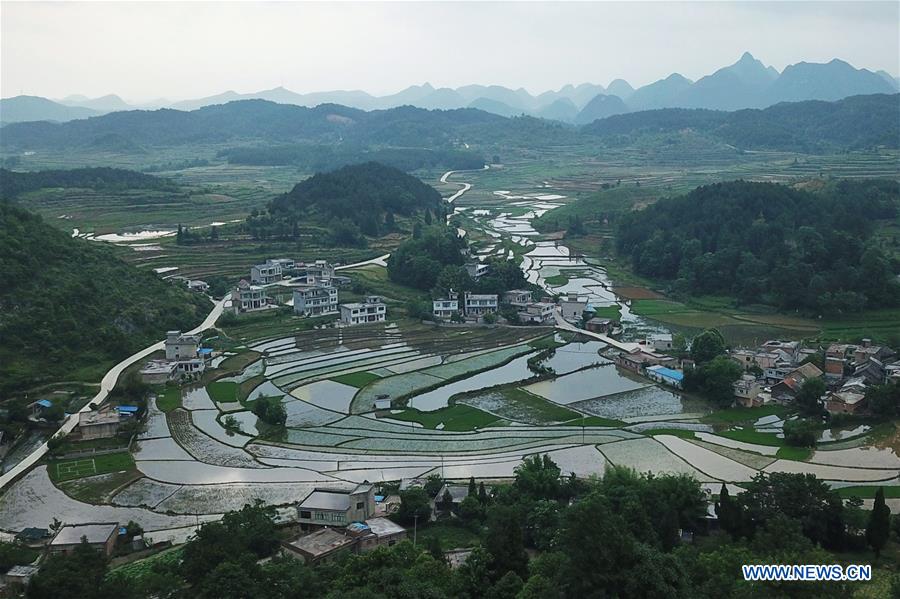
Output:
(646, 365), (685, 389)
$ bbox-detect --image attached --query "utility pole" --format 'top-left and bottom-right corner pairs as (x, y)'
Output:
(413, 514), (419, 547)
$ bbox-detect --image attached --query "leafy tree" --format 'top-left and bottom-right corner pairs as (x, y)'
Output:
(458, 494), (485, 524)
(396, 488), (431, 525)
(514, 454), (561, 500)
(424, 474), (444, 498)
(250, 396), (286, 426)
(683, 355), (743, 406)
(783, 418), (818, 447)
(468, 476), (477, 497)
(27, 540), (110, 599)
(485, 505), (528, 580)
(866, 487), (891, 559)
(795, 377), (826, 416)
(689, 329), (726, 364)
(478, 481), (488, 504)
(525, 500), (560, 550)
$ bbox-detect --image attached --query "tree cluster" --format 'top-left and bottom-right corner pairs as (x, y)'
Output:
(617, 179), (899, 314)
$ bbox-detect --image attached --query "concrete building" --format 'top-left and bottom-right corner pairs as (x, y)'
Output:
(503, 289), (532, 307)
(78, 407), (121, 441)
(645, 365), (684, 389)
(463, 292), (498, 318)
(518, 302), (555, 324)
(646, 334), (674, 352)
(464, 262), (489, 279)
(164, 331), (200, 361)
(4, 565), (39, 588)
(559, 294), (588, 321)
(340, 297), (386, 326)
(346, 518), (407, 553)
(250, 259), (291, 285)
(733, 375), (764, 408)
(433, 291), (460, 321)
(282, 528), (356, 564)
(232, 280), (270, 313)
(615, 348), (677, 373)
(293, 284), (338, 316)
(586, 317), (614, 334)
(826, 378), (868, 415)
(139, 359), (177, 385)
(296, 483), (376, 529)
(770, 363), (823, 403)
(49, 523), (119, 556)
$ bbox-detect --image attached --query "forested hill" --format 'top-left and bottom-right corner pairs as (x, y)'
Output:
(582, 93), (900, 152)
(0, 204), (210, 393)
(2, 94), (897, 155)
(261, 162), (444, 240)
(0, 100), (505, 150)
(0, 167), (174, 199)
(616, 179), (900, 314)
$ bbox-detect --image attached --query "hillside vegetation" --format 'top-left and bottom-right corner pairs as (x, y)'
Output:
(0, 167), (175, 199)
(583, 93), (900, 152)
(0, 204), (210, 393)
(616, 179), (900, 314)
(247, 162), (445, 242)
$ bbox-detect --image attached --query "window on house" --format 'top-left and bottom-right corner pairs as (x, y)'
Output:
(356, 502), (364, 510)
(300, 511), (311, 519)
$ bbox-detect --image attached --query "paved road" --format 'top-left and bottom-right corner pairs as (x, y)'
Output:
(335, 254), (390, 271)
(553, 311), (640, 353)
(441, 165), (488, 204)
(0, 297), (228, 491)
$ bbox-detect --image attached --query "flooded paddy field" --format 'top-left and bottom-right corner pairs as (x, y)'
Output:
(4, 166), (898, 536)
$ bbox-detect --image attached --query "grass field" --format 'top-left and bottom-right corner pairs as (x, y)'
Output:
(156, 385), (182, 412)
(416, 521), (481, 550)
(562, 415), (626, 427)
(645, 428), (697, 440)
(716, 428), (784, 447)
(331, 371), (382, 388)
(48, 452), (136, 482)
(389, 405), (501, 431)
(702, 405), (790, 425)
(836, 486), (900, 499)
(776, 446), (812, 461)
(207, 381), (239, 402)
(58, 469), (142, 503)
(461, 386), (582, 424)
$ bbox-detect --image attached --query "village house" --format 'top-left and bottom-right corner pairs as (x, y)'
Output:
(28, 399), (54, 419)
(503, 289), (532, 307)
(345, 518), (407, 552)
(250, 261), (283, 285)
(296, 483), (376, 529)
(435, 484), (473, 512)
(853, 358), (886, 385)
(463, 292), (499, 318)
(340, 296), (386, 326)
(432, 291), (460, 321)
(731, 349), (785, 371)
(733, 374), (764, 408)
(586, 317), (614, 334)
(559, 293), (587, 321)
(645, 365), (684, 389)
(78, 406), (121, 440)
(293, 283), (338, 316)
(232, 280), (271, 313)
(15, 528), (50, 547)
(886, 360), (900, 384)
(770, 363), (823, 403)
(297, 259), (336, 282)
(4, 565), (39, 589)
(282, 528), (356, 564)
(186, 279), (209, 293)
(164, 330), (206, 375)
(464, 262), (489, 279)
(518, 302), (555, 324)
(138, 359), (177, 385)
(49, 523), (119, 556)
(615, 348), (677, 373)
(646, 333), (674, 352)
(759, 340), (800, 361)
(825, 377), (869, 415)
(853, 339), (894, 365)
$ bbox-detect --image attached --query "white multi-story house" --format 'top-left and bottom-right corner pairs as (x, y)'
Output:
(559, 293), (588, 321)
(464, 292), (498, 317)
(293, 283), (338, 316)
(250, 260), (286, 285)
(432, 291), (460, 321)
(340, 296), (386, 325)
(518, 301), (555, 324)
(464, 262), (489, 279)
(503, 289), (532, 307)
(232, 280), (270, 313)
(164, 330), (205, 374)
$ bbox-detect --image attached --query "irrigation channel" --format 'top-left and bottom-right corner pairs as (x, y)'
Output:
(3, 172), (899, 541)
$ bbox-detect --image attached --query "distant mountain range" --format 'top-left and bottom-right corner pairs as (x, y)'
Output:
(1, 53), (897, 126)
(2, 92), (896, 156)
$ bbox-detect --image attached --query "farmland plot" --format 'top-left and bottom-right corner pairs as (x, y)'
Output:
(166, 409), (265, 468)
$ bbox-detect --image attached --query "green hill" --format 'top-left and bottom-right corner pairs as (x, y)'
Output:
(615, 179), (900, 314)
(253, 162), (445, 241)
(0, 204), (210, 393)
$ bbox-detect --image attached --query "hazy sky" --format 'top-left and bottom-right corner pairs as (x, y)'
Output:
(2, 1), (898, 102)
